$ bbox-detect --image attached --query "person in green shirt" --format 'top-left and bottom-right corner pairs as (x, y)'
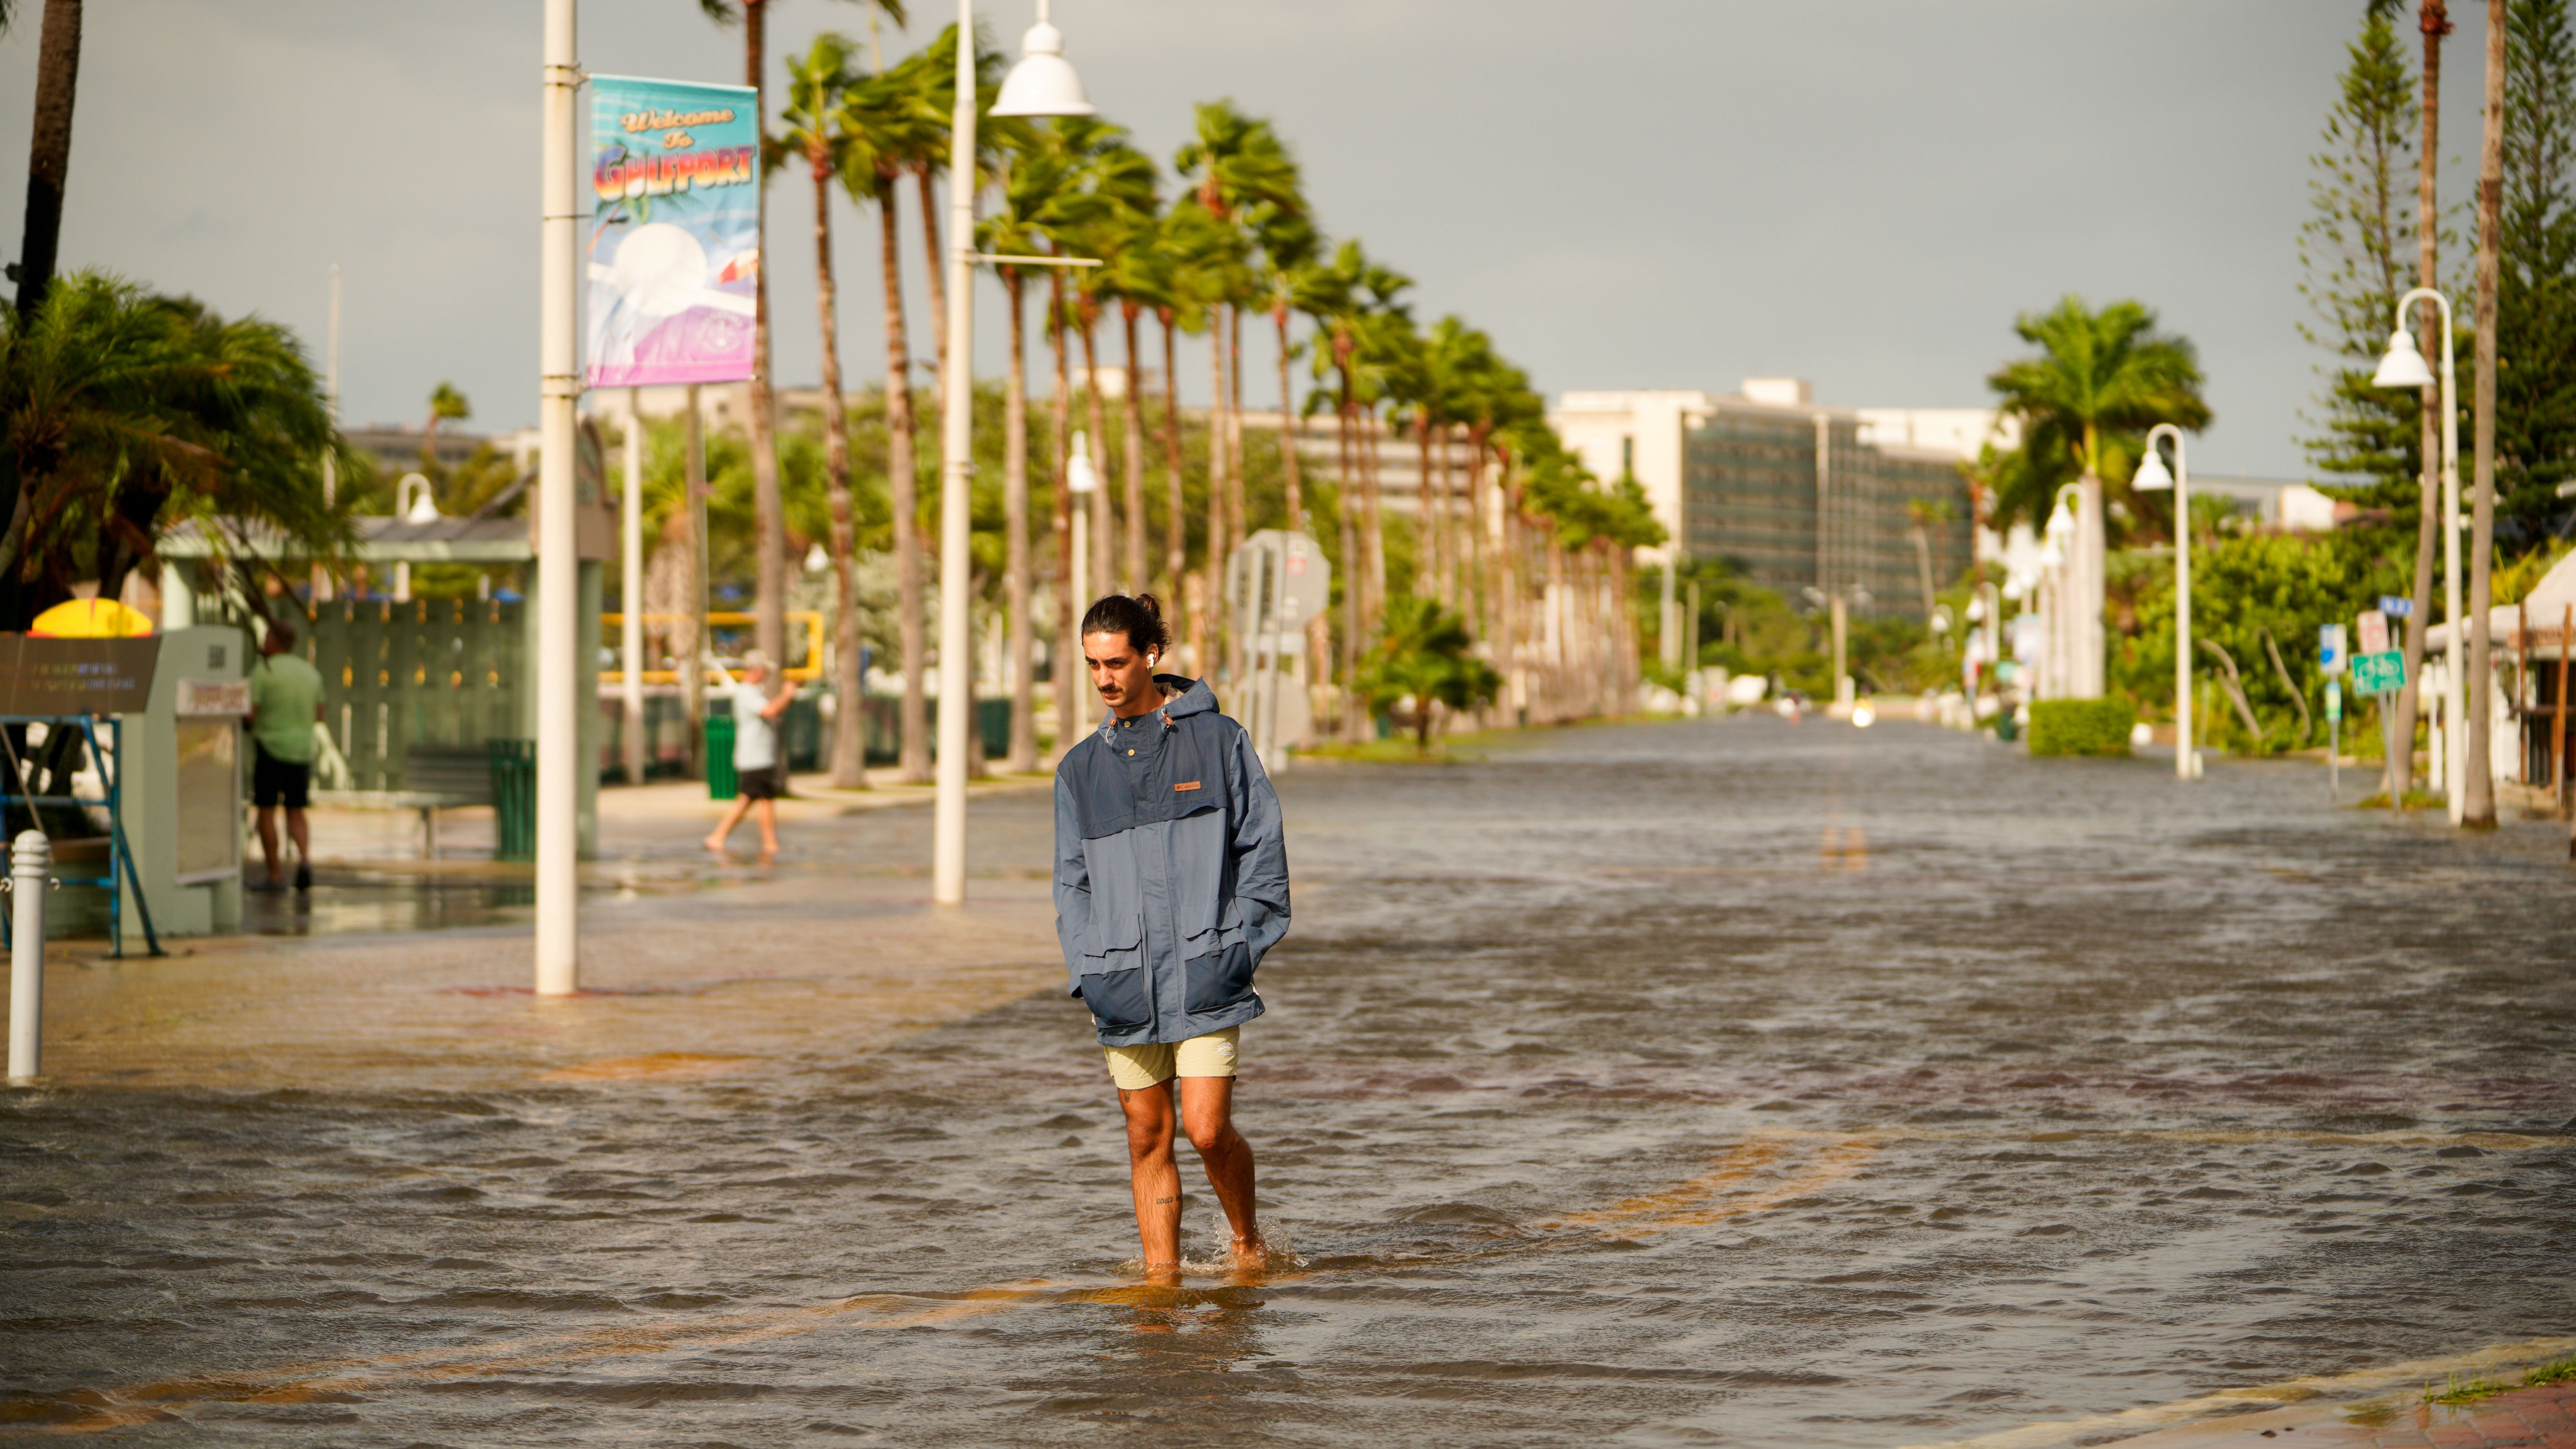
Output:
(246, 620), (324, 891)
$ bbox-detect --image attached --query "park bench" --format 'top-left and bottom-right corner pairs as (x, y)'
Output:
(312, 745), (495, 860)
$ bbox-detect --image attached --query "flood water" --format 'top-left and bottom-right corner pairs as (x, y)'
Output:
(6, 717), (2572, 1445)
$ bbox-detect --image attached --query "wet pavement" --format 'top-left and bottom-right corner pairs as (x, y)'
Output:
(3, 716), (2572, 1445)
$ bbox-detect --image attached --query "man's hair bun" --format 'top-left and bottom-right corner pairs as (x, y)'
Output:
(1081, 593), (1173, 658)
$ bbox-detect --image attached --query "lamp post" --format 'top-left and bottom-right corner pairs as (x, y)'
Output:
(2370, 288), (2461, 824)
(932, 0), (1096, 906)
(2132, 424), (2197, 780)
(534, 0), (581, 994)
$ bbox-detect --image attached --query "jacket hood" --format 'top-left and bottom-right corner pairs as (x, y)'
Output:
(1099, 674), (1216, 733)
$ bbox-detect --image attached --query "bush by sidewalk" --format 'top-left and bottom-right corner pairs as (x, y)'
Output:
(2028, 699), (2136, 757)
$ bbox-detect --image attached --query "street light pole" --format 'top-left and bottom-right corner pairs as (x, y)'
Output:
(2133, 424), (2196, 780)
(534, 0), (582, 994)
(934, 1), (1096, 904)
(2372, 288), (2461, 823)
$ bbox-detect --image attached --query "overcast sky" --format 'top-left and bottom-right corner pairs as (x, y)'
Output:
(0, 0), (2494, 478)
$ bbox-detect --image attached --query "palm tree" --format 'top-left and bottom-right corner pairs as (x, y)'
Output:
(842, 62), (943, 783)
(8, 0), (82, 324)
(1161, 196), (1251, 672)
(1986, 295), (2210, 700)
(980, 116), (1092, 772)
(0, 272), (354, 626)
(1097, 202), (1170, 597)
(1356, 596), (1501, 754)
(1248, 208), (1320, 532)
(778, 33), (872, 786)
(1062, 126), (1154, 603)
(423, 382), (471, 459)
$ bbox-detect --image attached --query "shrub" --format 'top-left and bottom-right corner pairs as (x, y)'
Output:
(2027, 699), (2136, 757)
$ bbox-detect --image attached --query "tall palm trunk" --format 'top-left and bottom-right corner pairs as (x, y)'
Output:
(1225, 306), (1249, 687)
(916, 169), (946, 416)
(744, 0), (788, 673)
(1119, 303), (1150, 595)
(1158, 309), (1188, 600)
(878, 178), (930, 784)
(1359, 404), (1387, 633)
(1003, 269), (1036, 773)
(10, 0), (82, 323)
(1416, 416), (1436, 602)
(1049, 270), (1080, 749)
(2396, 0), (2452, 805)
(1273, 303), (1303, 531)
(814, 162), (868, 788)
(1080, 314), (1114, 600)
(2465, 0), (2505, 826)
(1335, 361), (1361, 739)
(1207, 319), (1232, 685)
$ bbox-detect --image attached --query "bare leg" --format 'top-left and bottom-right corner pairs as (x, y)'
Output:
(285, 808), (311, 870)
(753, 798), (780, 858)
(703, 797), (752, 852)
(1117, 1081), (1183, 1284)
(1178, 1074), (1262, 1265)
(255, 806), (281, 886)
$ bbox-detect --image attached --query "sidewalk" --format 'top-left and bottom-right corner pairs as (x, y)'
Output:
(2102, 1382), (2576, 1449)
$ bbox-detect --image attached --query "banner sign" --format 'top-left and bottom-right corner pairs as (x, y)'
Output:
(0, 635), (159, 716)
(585, 75), (760, 388)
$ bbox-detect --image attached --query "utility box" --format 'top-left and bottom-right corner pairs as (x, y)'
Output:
(120, 625), (249, 941)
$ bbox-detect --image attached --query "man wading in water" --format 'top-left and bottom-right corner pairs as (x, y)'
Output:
(1054, 594), (1289, 1281)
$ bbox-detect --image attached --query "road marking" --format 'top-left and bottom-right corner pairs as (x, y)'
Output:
(1892, 1335), (2576, 1449)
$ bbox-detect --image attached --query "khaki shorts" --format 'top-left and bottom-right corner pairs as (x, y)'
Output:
(1103, 1026), (1240, 1092)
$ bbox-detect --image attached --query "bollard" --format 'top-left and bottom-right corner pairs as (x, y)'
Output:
(8, 830), (47, 1082)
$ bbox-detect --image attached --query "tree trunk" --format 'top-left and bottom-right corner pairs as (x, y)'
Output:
(744, 0), (788, 674)
(1337, 368), (1361, 739)
(11, 0), (82, 324)
(916, 167), (946, 417)
(1080, 316), (1113, 602)
(1359, 404), (1387, 635)
(1050, 269), (1080, 751)
(1003, 269), (1036, 774)
(1120, 304), (1149, 595)
(879, 180), (930, 784)
(2466, 0), (2504, 826)
(1227, 306), (1247, 555)
(1274, 303), (1303, 532)
(1416, 416), (1436, 602)
(1207, 317), (1231, 688)
(815, 163), (868, 789)
(1158, 311), (1188, 605)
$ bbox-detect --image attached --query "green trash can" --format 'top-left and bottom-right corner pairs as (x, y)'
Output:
(488, 739), (536, 861)
(705, 714), (738, 800)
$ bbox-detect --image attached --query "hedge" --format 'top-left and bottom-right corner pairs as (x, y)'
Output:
(2026, 699), (2136, 757)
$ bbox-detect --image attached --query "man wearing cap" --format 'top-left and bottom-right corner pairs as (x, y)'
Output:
(703, 649), (798, 859)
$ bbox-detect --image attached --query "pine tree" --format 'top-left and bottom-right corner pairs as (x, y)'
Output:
(2300, 5), (2435, 506)
(2495, 0), (2576, 543)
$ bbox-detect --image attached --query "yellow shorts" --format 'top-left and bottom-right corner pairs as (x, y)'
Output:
(1102, 1026), (1241, 1092)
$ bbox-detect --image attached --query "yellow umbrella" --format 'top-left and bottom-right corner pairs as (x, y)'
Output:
(28, 598), (155, 637)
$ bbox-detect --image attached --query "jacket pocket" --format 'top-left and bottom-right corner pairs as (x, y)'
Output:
(1183, 940), (1256, 1015)
(1082, 910), (1143, 965)
(1079, 965), (1153, 1031)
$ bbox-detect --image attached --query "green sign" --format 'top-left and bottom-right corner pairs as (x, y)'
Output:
(2326, 679), (2343, 722)
(2352, 649), (2406, 694)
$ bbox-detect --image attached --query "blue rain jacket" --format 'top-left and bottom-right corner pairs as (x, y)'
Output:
(1053, 676), (1290, 1046)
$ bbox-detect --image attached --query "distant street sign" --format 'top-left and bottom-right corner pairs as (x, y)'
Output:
(2353, 649), (2407, 694)
(2319, 623), (2347, 676)
(2379, 595), (2414, 618)
(2357, 610), (2390, 657)
(2326, 678), (2343, 722)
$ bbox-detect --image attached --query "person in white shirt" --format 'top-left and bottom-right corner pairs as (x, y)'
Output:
(703, 650), (798, 859)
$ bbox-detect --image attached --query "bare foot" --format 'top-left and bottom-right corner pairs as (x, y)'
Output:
(1226, 1236), (1272, 1279)
(701, 835), (727, 854)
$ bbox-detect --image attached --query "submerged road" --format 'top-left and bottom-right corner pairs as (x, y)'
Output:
(2, 716), (2570, 1445)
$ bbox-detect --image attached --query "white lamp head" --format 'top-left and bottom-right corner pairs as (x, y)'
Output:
(990, 11), (1096, 119)
(1067, 431), (1100, 494)
(2371, 328), (2437, 390)
(2044, 503), (2074, 542)
(2132, 446), (2174, 492)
